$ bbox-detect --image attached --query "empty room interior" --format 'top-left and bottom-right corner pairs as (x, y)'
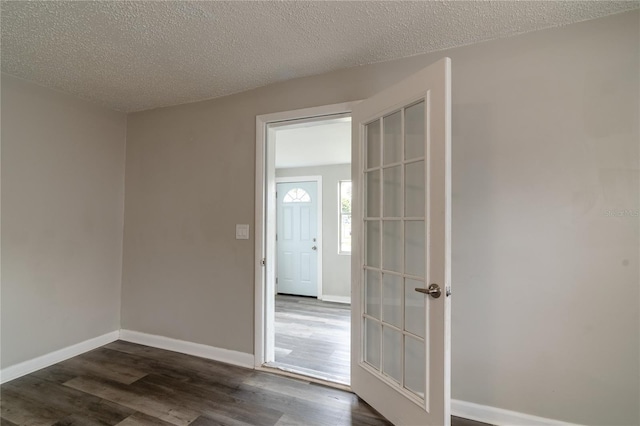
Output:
(1, 2), (639, 426)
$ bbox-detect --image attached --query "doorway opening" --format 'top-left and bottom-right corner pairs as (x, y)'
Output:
(254, 102), (356, 387)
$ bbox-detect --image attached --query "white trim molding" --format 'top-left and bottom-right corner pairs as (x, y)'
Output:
(0, 330), (120, 384)
(452, 400), (585, 426)
(119, 330), (254, 369)
(321, 295), (351, 304)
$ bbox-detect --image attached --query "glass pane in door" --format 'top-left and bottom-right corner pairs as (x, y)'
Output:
(405, 278), (425, 338)
(405, 101), (425, 160)
(383, 166), (402, 218)
(365, 318), (381, 369)
(404, 335), (426, 397)
(366, 221), (381, 268)
(405, 161), (425, 217)
(382, 221), (402, 273)
(382, 326), (402, 383)
(383, 111), (402, 165)
(405, 221), (425, 278)
(382, 273), (402, 328)
(367, 121), (381, 169)
(366, 170), (381, 218)
(366, 270), (381, 319)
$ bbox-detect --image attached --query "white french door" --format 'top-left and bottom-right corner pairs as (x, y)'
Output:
(351, 58), (451, 425)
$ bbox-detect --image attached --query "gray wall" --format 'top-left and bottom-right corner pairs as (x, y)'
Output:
(1, 74), (127, 368)
(277, 164), (351, 300)
(121, 11), (638, 425)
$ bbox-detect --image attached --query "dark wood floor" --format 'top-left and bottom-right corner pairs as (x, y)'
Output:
(273, 295), (351, 385)
(0, 340), (491, 426)
(0, 341), (392, 426)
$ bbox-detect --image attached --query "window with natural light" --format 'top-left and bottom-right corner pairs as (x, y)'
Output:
(339, 180), (352, 254)
(283, 188), (311, 203)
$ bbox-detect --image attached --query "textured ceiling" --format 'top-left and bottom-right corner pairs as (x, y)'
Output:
(1, 1), (638, 112)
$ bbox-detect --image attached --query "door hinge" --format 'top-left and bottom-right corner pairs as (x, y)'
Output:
(276, 277), (278, 284)
(261, 258), (266, 266)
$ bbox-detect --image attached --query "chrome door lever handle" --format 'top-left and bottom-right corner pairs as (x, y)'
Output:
(415, 283), (441, 299)
(311, 246), (317, 251)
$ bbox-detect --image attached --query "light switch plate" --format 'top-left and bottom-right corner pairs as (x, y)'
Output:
(236, 224), (249, 240)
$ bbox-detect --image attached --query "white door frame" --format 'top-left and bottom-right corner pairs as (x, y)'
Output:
(275, 176), (323, 298)
(254, 101), (358, 368)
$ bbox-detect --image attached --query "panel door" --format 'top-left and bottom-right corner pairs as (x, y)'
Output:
(277, 181), (319, 297)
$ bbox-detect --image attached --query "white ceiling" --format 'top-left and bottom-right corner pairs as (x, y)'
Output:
(275, 118), (351, 169)
(1, 1), (637, 112)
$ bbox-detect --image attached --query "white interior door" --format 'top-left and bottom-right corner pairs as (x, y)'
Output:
(351, 57), (451, 425)
(276, 181), (319, 297)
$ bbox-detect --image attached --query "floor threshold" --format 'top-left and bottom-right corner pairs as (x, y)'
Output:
(260, 362), (352, 392)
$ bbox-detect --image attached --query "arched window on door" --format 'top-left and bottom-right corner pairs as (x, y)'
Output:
(283, 188), (311, 203)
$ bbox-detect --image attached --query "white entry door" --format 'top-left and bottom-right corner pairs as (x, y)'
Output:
(351, 58), (451, 425)
(276, 181), (319, 297)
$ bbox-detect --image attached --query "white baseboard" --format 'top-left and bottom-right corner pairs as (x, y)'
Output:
(119, 329), (255, 369)
(452, 399), (583, 426)
(321, 295), (351, 304)
(0, 330), (120, 384)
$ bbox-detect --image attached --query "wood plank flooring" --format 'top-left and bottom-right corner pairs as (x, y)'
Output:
(1, 341), (392, 426)
(0, 340), (491, 426)
(273, 295), (350, 385)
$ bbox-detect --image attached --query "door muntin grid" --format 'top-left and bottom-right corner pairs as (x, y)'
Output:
(363, 99), (428, 402)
